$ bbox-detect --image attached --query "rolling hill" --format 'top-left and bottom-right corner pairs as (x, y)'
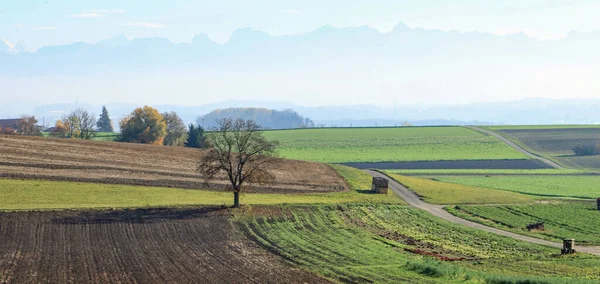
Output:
(0, 135), (347, 194)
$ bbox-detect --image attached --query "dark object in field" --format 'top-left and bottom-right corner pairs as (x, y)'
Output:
(572, 144), (599, 156)
(526, 222), (545, 231)
(597, 198), (600, 210)
(341, 159), (552, 170)
(562, 239), (576, 254)
(371, 177), (389, 194)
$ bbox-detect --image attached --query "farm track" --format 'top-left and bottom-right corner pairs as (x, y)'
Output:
(0, 135), (347, 194)
(366, 170), (600, 256)
(0, 207), (329, 284)
(467, 127), (564, 169)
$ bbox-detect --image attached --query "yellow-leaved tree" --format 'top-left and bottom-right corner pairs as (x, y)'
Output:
(50, 120), (69, 138)
(119, 106), (167, 145)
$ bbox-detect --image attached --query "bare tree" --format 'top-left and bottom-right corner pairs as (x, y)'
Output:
(61, 109), (96, 139)
(62, 112), (79, 138)
(73, 109), (96, 140)
(17, 115), (41, 136)
(198, 118), (279, 208)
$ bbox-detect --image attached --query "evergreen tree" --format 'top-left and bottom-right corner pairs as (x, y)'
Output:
(96, 106), (114, 132)
(184, 124), (206, 148)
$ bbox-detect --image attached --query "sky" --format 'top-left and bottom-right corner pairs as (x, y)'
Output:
(1, 0), (600, 110)
(1, 0), (600, 50)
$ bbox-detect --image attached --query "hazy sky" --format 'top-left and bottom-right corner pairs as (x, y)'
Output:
(1, 0), (600, 109)
(2, 0), (600, 50)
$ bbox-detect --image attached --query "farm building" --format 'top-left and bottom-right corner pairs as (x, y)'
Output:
(0, 118), (19, 130)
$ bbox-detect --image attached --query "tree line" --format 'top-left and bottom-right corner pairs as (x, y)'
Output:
(2, 105), (206, 148)
(4, 106), (279, 208)
(198, 108), (315, 130)
(116, 105), (206, 148)
(0, 115), (44, 136)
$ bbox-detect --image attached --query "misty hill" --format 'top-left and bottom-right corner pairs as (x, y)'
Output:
(198, 108), (315, 130)
(6, 98), (600, 131)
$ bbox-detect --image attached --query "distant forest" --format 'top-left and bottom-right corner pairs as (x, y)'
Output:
(198, 108), (315, 130)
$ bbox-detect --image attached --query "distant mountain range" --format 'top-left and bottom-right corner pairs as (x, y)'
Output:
(2, 23), (600, 126)
(2, 23), (600, 75)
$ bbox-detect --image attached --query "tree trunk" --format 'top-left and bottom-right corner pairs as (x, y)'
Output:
(233, 191), (240, 208)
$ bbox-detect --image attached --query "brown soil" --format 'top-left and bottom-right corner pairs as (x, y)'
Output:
(0, 135), (347, 194)
(0, 207), (330, 284)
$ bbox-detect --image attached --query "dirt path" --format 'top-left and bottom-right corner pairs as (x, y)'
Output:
(467, 126), (564, 169)
(365, 170), (600, 256)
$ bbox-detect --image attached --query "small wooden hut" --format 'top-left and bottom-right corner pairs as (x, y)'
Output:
(371, 177), (388, 194)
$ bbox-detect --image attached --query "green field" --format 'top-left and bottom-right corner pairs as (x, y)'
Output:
(91, 132), (119, 141)
(436, 175), (600, 199)
(447, 201), (600, 245)
(386, 168), (588, 175)
(263, 127), (528, 163)
(42, 131), (118, 141)
(386, 173), (534, 204)
(485, 126), (600, 169)
(0, 166), (400, 210)
(17, 124), (600, 282)
(240, 205), (600, 283)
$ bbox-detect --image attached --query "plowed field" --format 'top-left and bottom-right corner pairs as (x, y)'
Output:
(0, 207), (328, 284)
(0, 135), (347, 194)
(493, 127), (600, 169)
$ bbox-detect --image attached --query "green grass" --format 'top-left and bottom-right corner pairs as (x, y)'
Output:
(385, 173), (534, 204)
(239, 204), (600, 283)
(436, 175), (600, 199)
(41, 132), (118, 141)
(0, 168), (402, 210)
(91, 132), (119, 141)
(386, 169), (589, 175)
(263, 127), (528, 163)
(447, 201), (600, 245)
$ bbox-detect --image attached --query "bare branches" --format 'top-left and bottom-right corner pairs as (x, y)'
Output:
(17, 115), (41, 136)
(74, 109), (96, 140)
(59, 109), (96, 139)
(197, 118), (279, 207)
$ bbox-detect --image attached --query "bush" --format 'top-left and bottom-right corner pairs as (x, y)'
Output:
(17, 115), (42, 136)
(50, 120), (69, 138)
(573, 144), (599, 156)
(0, 127), (17, 135)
